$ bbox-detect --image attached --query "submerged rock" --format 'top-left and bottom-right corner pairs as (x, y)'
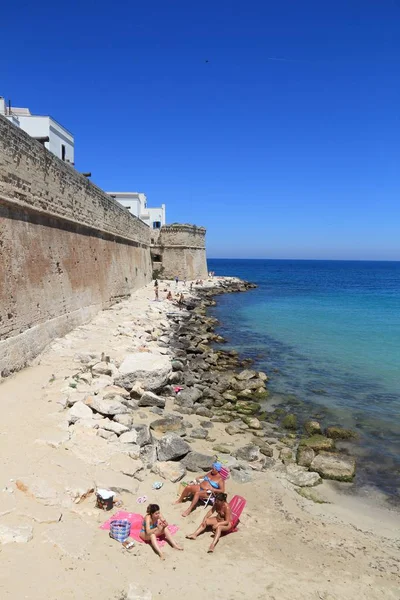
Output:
(325, 426), (358, 440)
(299, 435), (335, 452)
(304, 420), (321, 435)
(310, 451), (356, 482)
(235, 401), (261, 415)
(282, 413), (298, 430)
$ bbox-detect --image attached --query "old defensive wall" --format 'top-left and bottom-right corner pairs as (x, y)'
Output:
(151, 224), (208, 281)
(0, 115), (208, 375)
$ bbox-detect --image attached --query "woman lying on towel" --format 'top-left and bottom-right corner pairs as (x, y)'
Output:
(186, 493), (232, 553)
(140, 504), (183, 560)
(174, 462), (225, 517)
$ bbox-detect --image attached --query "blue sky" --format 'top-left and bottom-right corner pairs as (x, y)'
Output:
(1, 1), (400, 259)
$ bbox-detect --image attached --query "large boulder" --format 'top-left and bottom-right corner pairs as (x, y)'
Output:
(152, 461), (186, 483)
(231, 468), (252, 483)
(150, 415), (183, 434)
(285, 465), (321, 487)
(67, 401), (93, 425)
(176, 387), (203, 408)
(119, 431), (138, 444)
(96, 419), (130, 435)
(304, 420), (321, 435)
(299, 435), (335, 452)
(325, 426), (357, 440)
(236, 369), (258, 381)
(189, 428), (209, 440)
(131, 424), (152, 447)
(140, 444), (158, 468)
(296, 446), (315, 467)
(138, 391), (166, 409)
(235, 401), (261, 415)
(234, 445), (262, 462)
(251, 438), (273, 457)
(310, 452), (356, 482)
(156, 434), (191, 462)
(115, 353), (171, 391)
(282, 413), (297, 430)
(85, 396), (128, 417)
(181, 451), (214, 472)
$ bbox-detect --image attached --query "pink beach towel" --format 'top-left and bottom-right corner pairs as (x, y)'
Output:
(100, 511), (179, 547)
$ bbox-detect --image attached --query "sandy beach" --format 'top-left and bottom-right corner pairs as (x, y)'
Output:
(0, 280), (399, 600)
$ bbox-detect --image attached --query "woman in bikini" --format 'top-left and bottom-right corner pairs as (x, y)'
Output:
(140, 504), (183, 560)
(186, 493), (233, 553)
(174, 462), (225, 517)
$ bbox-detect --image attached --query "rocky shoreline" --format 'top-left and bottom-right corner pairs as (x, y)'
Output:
(1, 277), (399, 600)
(62, 276), (357, 493)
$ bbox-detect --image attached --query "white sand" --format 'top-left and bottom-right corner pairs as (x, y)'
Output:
(0, 281), (399, 600)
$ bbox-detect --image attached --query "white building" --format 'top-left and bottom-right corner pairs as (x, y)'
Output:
(108, 192), (166, 230)
(0, 97), (74, 164)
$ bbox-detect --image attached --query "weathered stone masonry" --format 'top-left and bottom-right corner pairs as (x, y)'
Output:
(0, 115), (152, 374)
(151, 224), (208, 280)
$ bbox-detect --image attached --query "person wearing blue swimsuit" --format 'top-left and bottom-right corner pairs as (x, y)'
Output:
(140, 504), (183, 560)
(174, 462), (225, 517)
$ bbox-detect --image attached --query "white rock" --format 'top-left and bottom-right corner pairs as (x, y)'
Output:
(0, 524), (33, 544)
(285, 464), (322, 487)
(85, 395), (128, 416)
(67, 401), (93, 425)
(97, 419), (129, 435)
(152, 461), (186, 483)
(114, 414), (133, 427)
(108, 454), (144, 477)
(115, 353), (171, 391)
(97, 429), (118, 441)
(119, 431), (138, 444)
(91, 376), (114, 392)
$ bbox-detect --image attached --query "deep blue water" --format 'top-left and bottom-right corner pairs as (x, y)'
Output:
(207, 259), (400, 501)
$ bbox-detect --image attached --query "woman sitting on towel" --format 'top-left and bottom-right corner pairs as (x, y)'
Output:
(186, 493), (232, 553)
(140, 504), (183, 560)
(174, 462), (225, 517)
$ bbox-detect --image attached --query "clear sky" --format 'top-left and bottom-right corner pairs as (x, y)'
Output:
(1, 1), (400, 259)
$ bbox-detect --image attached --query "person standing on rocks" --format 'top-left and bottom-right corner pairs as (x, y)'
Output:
(174, 462), (225, 517)
(175, 275), (179, 288)
(154, 279), (159, 301)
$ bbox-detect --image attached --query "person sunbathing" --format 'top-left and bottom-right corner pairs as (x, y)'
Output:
(139, 503), (183, 560)
(174, 462), (225, 517)
(166, 291), (173, 300)
(186, 492), (232, 553)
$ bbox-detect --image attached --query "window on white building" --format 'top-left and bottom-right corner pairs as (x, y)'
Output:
(153, 221), (161, 229)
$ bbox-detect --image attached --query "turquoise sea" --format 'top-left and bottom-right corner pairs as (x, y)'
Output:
(207, 259), (400, 502)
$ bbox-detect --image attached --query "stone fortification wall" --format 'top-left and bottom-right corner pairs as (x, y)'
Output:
(152, 224), (208, 280)
(0, 115), (152, 374)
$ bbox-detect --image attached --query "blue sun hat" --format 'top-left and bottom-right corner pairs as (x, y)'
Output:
(212, 461), (222, 472)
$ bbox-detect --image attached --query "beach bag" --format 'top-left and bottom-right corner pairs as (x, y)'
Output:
(96, 489), (115, 511)
(177, 481), (188, 497)
(109, 519), (131, 543)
